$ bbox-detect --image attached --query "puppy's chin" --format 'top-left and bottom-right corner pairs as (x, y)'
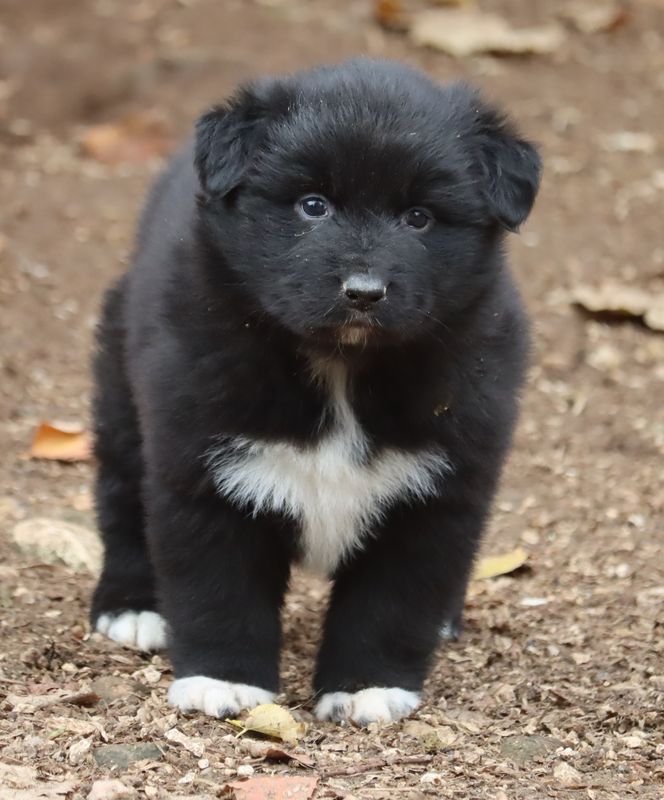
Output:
(339, 324), (371, 347)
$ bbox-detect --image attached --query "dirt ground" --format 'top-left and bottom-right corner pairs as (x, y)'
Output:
(1, 1), (663, 798)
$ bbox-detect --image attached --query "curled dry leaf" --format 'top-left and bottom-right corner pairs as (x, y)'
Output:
(226, 776), (318, 800)
(30, 422), (92, 462)
(227, 703), (306, 744)
(572, 283), (664, 332)
(560, 1), (628, 34)
(553, 761), (585, 787)
(374, 0), (409, 31)
(601, 131), (657, 154)
(410, 9), (565, 57)
(12, 518), (103, 574)
(7, 690), (100, 713)
(238, 739), (314, 767)
(87, 780), (137, 800)
(473, 547), (528, 580)
(81, 111), (173, 165)
(164, 727), (206, 758)
(68, 737), (93, 765)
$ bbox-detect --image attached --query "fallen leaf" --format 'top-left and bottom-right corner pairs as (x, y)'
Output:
(7, 690), (100, 713)
(410, 9), (564, 57)
(374, 0), (409, 30)
(12, 518), (103, 574)
(601, 131), (657, 154)
(0, 763), (77, 800)
(227, 703), (306, 744)
(572, 282), (664, 331)
(30, 422), (92, 461)
(88, 780), (137, 800)
(553, 761), (585, 787)
(403, 720), (457, 751)
(473, 547), (528, 580)
(81, 111), (173, 165)
(165, 727), (206, 757)
(561, 1), (628, 34)
(237, 739), (314, 767)
(226, 776), (318, 800)
(69, 736), (94, 765)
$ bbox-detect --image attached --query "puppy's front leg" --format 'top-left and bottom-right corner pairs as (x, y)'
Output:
(314, 495), (487, 725)
(146, 481), (292, 718)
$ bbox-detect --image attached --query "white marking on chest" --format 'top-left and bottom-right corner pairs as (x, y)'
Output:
(207, 361), (451, 575)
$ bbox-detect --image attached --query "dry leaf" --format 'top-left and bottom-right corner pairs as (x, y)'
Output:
(227, 703), (306, 744)
(374, 0), (409, 30)
(561, 1), (628, 34)
(165, 727), (206, 757)
(12, 518), (103, 574)
(88, 780), (137, 800)
(81, 112), (173, 165)
(572, 282), (664, 331)
(7, 690), (100, 713)
(0, 763), (77, 800)
(473, 547), (528, 580)
(553, 761), (585, 787)
(237, 739), (314, 767)
(69, 737), (93, 765)
(601, 131), (656, 154)
(226, 776), (318, 800)
(410, 9), (564, 57)
(30, 422), (92, 461)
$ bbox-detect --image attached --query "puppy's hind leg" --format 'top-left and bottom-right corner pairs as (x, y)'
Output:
(90, 278), (166, 653)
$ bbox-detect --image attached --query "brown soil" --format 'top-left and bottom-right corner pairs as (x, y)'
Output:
(0, 1), (662, 798)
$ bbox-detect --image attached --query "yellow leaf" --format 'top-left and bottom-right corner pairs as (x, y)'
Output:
(227, 703), (306, 744)
(30, 422), (92, 462)
(473, 548), (528, 580)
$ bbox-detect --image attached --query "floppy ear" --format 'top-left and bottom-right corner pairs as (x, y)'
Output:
(195, 88), (267, 198)
(475, 107), (542, 232)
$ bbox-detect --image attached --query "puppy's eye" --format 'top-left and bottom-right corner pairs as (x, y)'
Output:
(298, 196), (330, 219)
(404, 208), (433, 230)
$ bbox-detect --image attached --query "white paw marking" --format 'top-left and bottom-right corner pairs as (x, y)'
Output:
(168, 676), (275, 718)
(315, 687), (420, 725)
(96, 610), (168, 651)
(207, 359), (451, 575)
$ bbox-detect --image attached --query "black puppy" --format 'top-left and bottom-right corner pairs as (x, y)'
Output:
(91, 59), (540, 724)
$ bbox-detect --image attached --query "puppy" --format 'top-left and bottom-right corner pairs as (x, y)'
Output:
(91, 59), (540, 725)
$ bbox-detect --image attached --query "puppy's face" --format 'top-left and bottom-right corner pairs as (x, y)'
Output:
(196, 61), (540, 348)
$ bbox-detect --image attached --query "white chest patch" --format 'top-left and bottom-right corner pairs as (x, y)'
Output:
(207, 361), (451, 575)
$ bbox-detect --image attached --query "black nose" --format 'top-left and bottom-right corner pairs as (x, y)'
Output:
(343, 274), (387, 305)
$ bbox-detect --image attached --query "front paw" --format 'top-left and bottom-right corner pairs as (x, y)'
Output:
(315, 687), (420, 725)
(168, 676), (275, 718)
(95, 610), (168, 652)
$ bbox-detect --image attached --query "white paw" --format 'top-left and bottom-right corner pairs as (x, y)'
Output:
(168, 676), (275, 718)
(315, 687), (420, 725)
(96, 610), (168, 652)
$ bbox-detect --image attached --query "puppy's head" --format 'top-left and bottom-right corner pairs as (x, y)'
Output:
(195, 59), (541, 348)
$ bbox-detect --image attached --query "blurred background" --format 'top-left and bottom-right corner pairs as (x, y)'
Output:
(0, 1), (662, 798)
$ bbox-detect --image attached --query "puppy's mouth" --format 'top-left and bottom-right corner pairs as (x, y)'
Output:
(338, 310), (380, 346)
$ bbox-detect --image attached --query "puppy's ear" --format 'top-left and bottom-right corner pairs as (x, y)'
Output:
(195, 88), (267, 198)
(474, 106), (542, 232)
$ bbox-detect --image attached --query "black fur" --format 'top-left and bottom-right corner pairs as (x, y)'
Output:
(91, 59), (540, 704)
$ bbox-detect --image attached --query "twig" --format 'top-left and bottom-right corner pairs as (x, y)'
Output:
(320, 754), (433, 778)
